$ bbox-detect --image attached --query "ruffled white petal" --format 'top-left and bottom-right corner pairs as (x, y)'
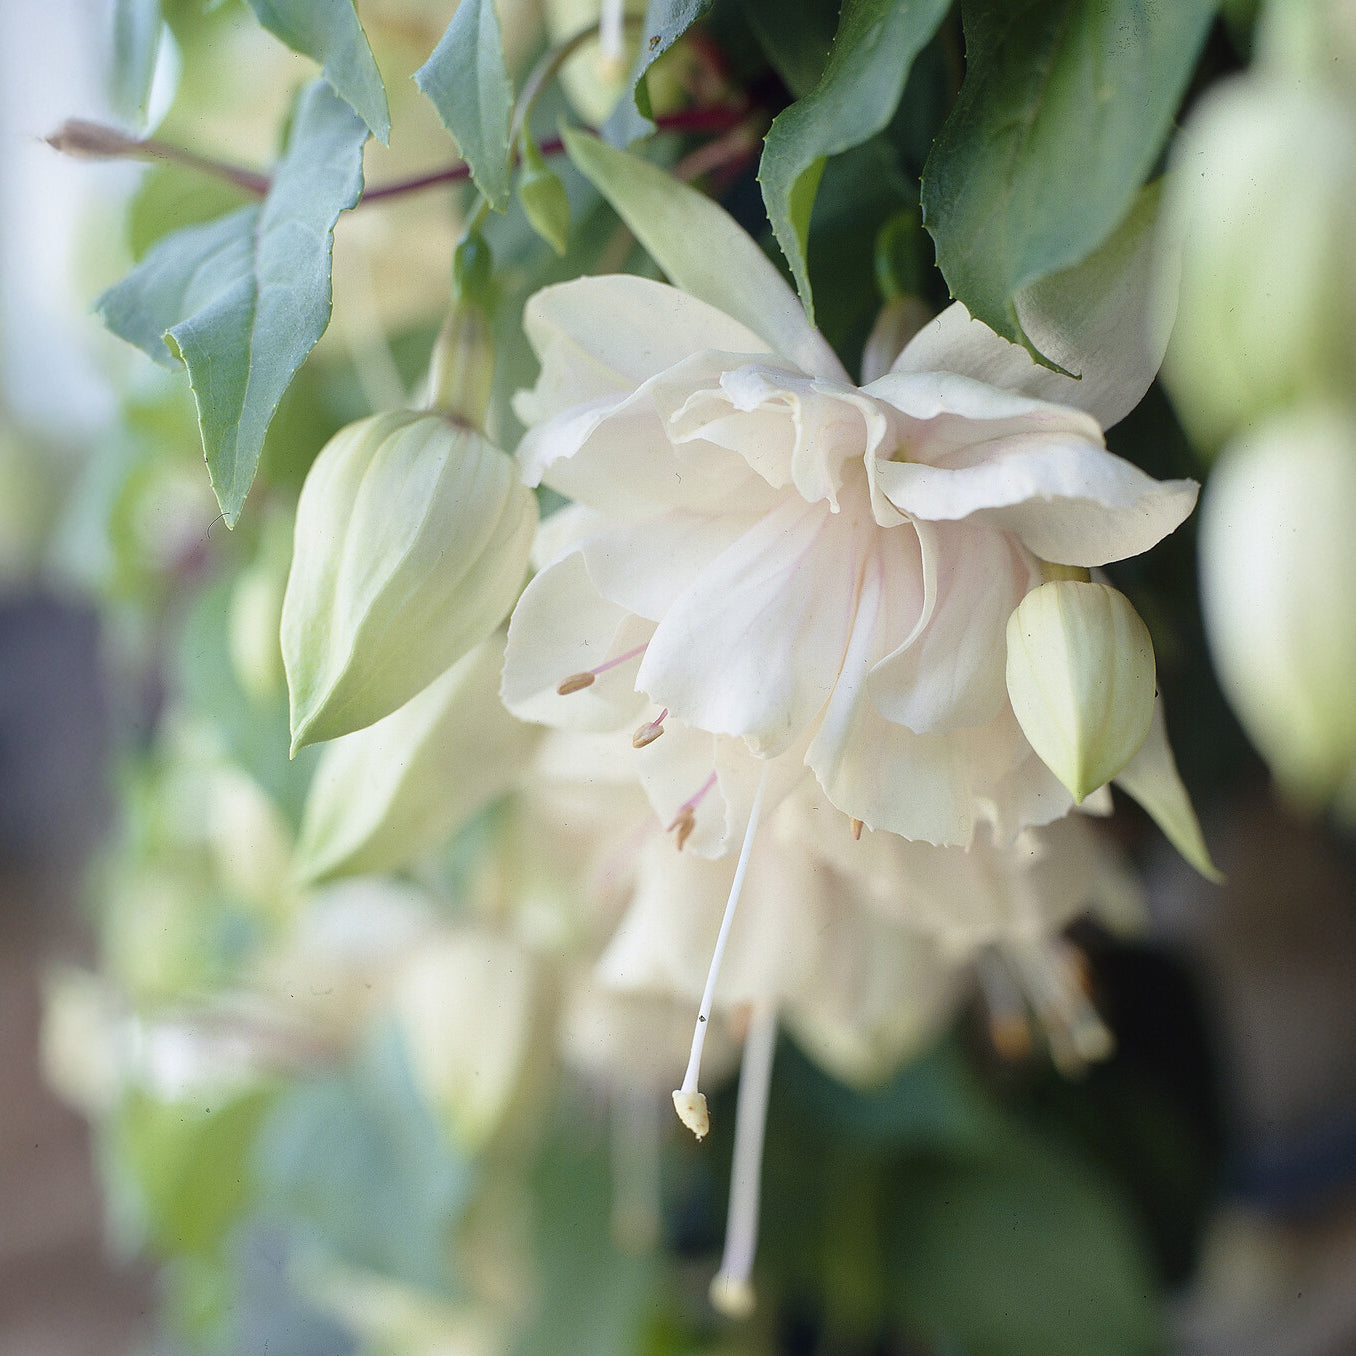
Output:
(871, 435), (1199, 567)
(581, 509), (763, 622)
(868, 520), (1034, 733)
(514, 275), (774, 428)
(637, 492), (869, 758)
(665, 365), (887, 509)
(501, 549), (652, 730)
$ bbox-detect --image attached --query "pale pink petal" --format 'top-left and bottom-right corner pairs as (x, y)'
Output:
(581, 509), (763, 622)
(501, 549), (653, 730)
(805, 555), (976, 846)
(664, 365), (886, 508)
(868, 521), (1036, 733)
(871, 435), (1199, 567)
(514, 275), (773, 427)
(637, 493), (870, 758)
(595, 825), (825, 1005)
(865, 369), (1105, 463)
(518, 354), (782, 521)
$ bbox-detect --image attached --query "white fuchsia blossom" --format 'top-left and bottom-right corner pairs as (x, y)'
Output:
(501, 243), (1196, 851)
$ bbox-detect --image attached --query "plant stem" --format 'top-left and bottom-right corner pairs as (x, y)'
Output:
(47, 106), (751, 208)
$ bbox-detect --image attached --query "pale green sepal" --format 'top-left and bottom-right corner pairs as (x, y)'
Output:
(758, 0), (950, 322)
(1005, 581), (1156, 803)
(282, 411), (537, 754)
(1115, 699), (1224, 884)
(560, 128), (848, 382)
(414, 0), (514, 211)
(245, 0), (391, 143)
(293, 639), (536, 884)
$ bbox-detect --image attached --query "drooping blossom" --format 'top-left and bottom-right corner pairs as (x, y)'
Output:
(501, 264), (1196, 851)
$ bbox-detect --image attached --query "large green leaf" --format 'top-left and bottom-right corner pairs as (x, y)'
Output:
(245, 0), (391, 143)
(602, 0), (713, 144)
(414, 0), (514, 211)
(96, 81), (367, 525)
(759, 0), (950, 322)
(922, 0), (1214, 356)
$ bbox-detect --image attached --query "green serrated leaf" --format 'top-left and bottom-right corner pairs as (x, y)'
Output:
(245, 0), (390, 143)
(602, 0), (713, 145)
(112, 0), (164, 128)
(414, 0), (513, 211)
(922, 0), (1214, 356)
(760, 0), (950, 321)
(96, 82), (367, 526)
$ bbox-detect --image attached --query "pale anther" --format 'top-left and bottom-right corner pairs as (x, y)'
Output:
(850, 817), (863, 840)
(632, 708), (668, 749)
(557, 671), (596, 695)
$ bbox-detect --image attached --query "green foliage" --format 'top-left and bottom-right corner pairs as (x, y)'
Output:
(922, 0), (1215, 357)
(513, 1093), (662, 1356)
(112, 0), (163, 127)
(604, 0), (714, 143)
(414, 0), (514, 211)
(244, 0), (391, 143)
(254, 1024), (476, 1290)
(759, 0), (950, 322)
(128, 165), (255, 261)
(738, 0), (839, 98)
(114, 1085), (278, 1259)
(96, 81), (367, 525)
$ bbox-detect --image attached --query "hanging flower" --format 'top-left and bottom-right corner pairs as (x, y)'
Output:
(501, 139), (1199, 853)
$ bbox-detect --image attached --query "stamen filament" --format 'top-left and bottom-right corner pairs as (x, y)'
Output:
(673, 767), (769, 1139)
(556, 642), (649, 695)
(709, 999), (778, 1320)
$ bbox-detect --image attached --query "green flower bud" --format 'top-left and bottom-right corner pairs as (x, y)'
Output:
(1163, 74), (1356, 449)
(1200, 405), (1356, 815)
(1006, 581), (1156, 803)
(518, 131), (571, 257)
(293, 638), (536, 884)
(281, 411), (537, 754)
(390, 931), (537, 1153)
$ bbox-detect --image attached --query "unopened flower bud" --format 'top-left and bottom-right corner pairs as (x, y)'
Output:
(1200, 405), (1356, 815)
(1163, 75), (1356, 449)
(282, 411), (537, 754)
(1006, 581), (1156, 803)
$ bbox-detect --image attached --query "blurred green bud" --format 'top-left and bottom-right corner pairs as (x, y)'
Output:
(1006, 581), (1156, 803)
(1163, 75), (1356, 449)
(293, 638), (537, 884)
(518, 131), (571, 257)
(1200, 405), (1356, 815)
(545, 0), (650, 124)
(281, 412), (537, 754)
(390, 931), (537, 1153)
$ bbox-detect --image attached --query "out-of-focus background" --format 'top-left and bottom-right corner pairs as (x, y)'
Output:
(6, 1), (1356, 1354)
